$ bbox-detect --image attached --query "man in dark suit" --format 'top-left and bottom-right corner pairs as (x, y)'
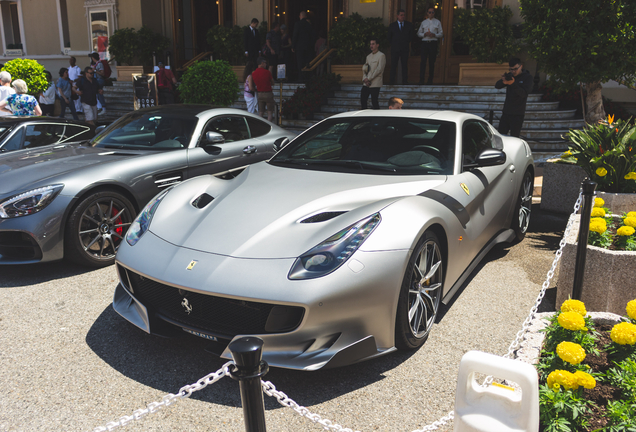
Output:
(243, 18), (260, 65)
(292, 11), (315, 82)
(387, 9), (413, 85)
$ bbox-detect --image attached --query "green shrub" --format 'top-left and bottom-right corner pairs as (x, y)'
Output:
(281, 73), (340, 118)
(108, 28), (138, 66)
(1, 59), (48, 96)
(179, 60), (237, 106)
(329, 13), (388, 64)
(137, 26), (171, 68)
(206, 25), (244, 66)
(453, 6), (518, 63)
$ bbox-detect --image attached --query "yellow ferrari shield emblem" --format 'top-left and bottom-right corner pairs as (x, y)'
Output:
(186, 260), (198, 270)
(460, 183), (470, 196)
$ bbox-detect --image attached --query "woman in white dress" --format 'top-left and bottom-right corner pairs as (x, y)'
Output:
(243, 61), (258, 114)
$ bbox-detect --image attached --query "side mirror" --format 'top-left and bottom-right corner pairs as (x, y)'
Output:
(475, 148), (506, 167)
(273, 137), (290, 152)
(205, 131), (225, 145)
(95, 125), (106, 136)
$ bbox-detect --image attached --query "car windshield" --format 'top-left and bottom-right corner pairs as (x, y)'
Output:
(89, 111), (197, 150)
(270, 117), (456, 175)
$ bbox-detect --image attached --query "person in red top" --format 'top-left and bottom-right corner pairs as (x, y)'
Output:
(251, 57), (275, 121)
(156, 62), (177, 105)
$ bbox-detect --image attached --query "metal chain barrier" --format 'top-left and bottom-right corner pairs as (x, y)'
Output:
(91, 361), (233, 432)
(90, 190), (585, 432)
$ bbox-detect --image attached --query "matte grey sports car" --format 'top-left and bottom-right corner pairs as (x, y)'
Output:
(114, 110), (534, 370)
(0, 117), (95, 153)
(0, 105), (292, 267)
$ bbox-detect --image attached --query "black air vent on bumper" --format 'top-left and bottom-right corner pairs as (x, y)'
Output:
(300, 211), (347, 223)
(121, 267), (304, 338)
(192, 193), (214, 209)
(0, 232), (42, 261)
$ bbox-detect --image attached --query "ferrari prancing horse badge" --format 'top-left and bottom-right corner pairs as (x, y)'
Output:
(460, 183), (470, 196)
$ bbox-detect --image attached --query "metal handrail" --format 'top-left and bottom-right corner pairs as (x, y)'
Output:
(302, 48), (336, 72)
(177, 51), (212, 71)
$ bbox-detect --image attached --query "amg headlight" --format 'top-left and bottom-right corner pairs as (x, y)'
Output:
(125, 188), (171, 246)
(289, 213), (381, 280)
(0, 184), (64, 218)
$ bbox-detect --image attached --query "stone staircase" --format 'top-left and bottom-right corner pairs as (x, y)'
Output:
(231, 83), (583, 157)
(100, 81), (135, 123)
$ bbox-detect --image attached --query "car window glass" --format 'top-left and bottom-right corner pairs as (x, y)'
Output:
(61, 125), (94, 143)
(271, 117), (455, 175)
(1, 127), (24, 152)
(24, 124), (65, 149)
(462, 120), (493, 166)
(202, 116), (249, 144)
(91, 113), (197, 149)
(246, 117), (271, 138)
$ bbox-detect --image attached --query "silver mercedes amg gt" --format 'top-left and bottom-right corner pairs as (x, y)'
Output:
(114, 110), (534, 370)
(0, 105), (292, 267)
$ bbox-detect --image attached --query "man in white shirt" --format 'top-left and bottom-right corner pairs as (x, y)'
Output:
(417, 7), (443, 85)
(68, 57), (83, 113)
(0, 71), (15, 116)
(361, 38), (386, 110)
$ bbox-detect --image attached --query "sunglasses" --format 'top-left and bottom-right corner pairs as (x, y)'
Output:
(508, 65), (520, 72)
(427, 11), (435, 14)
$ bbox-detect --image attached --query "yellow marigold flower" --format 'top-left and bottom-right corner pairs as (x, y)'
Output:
(627, 300), (636, 321)
(556, 341), (586, 365)
(561, 299), (587, 316)
(624, 172), (636, 180)
(558, 311), (587, 331)
(627, 211), (636, 218)
(561, 150), (572, 158)
(591, 207), (606, 217)
(547, 370), (579, 391)
(596, 167), (608, 177)
(594, 197), (605, 207)
(574, 371), (596, 389)
(624, 217), (636, 228)
(610, 322), (636, 345)
(589, 217), (607, 234)
(617, 226), (636, 236)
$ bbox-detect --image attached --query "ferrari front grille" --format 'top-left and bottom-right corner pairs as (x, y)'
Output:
(122, 267), (304, 338)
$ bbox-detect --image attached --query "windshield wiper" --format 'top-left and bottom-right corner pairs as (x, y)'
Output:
(103, 144), (125, 149)
(271, 158), (396, 172)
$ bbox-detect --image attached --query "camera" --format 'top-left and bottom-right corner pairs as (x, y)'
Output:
(504, 72), (514, 81)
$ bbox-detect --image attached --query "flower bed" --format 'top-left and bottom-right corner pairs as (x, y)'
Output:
(532, 299), (636, 431)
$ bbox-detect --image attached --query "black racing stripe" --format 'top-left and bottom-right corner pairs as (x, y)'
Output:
(418, 190), (470, 228)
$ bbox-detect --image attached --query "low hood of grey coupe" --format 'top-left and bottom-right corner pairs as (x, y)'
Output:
(149, 162), (446, 258)
(0, 144), (143, 194)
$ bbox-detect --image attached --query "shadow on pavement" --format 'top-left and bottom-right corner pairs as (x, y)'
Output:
(0, 260), (99, 287)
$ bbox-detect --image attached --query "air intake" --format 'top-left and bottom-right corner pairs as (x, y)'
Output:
(300, 211), (346, 223)
(192, 193), (214, 209)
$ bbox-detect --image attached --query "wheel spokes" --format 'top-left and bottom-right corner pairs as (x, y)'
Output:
(408, 240), (443, 338)
(78, 198), (132, 261)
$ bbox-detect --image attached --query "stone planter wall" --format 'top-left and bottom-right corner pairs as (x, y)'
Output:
(117, 66), (144, 82)
(331, 65), (362, 84)
(540, 160), (587, 214)
(596, 191), (636, 214)
(555, 215), (636, 315)
(458, 63), (509, 86)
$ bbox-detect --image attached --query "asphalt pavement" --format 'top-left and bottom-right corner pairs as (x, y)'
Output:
(0, 204), (568, 432)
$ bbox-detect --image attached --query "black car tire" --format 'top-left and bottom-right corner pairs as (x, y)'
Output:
(511, 170), (534, 242)
(65, 191), (135, 267)
(395, 230), (444, 350)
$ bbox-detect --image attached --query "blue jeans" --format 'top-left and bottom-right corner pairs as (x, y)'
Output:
(95, 76), (106, 109)
(59, 96), (79, 120)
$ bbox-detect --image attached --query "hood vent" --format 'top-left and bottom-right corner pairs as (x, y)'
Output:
(192, 193), (214, 209)
(300, 211), (347, 223)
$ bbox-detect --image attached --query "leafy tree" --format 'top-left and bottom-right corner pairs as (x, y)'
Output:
(207, 25), (244, 65)
(108, 28), (138, 65)
(137, 26), (171, 68)
(329, 13), (388, 64)
(520, 0), (636, 123)
(179, 60), (237, 106)
(1, 59), (48, 96)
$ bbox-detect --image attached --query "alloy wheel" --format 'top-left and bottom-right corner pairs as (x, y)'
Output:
(407, 239), (443, 339)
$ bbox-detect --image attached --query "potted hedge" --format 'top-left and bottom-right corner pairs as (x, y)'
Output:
(328, 13), (387, 83)
(109, 27), (170, 81)
(452, 6), (519, 85)
(207, 25), (245, 82)
(178, 60), (237, 106)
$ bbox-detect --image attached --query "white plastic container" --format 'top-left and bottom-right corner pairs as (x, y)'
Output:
(454, 351), (539, 432)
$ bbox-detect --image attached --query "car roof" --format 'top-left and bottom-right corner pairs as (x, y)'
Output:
(133, 105), (227, 116)
(328, 109), (485, 123)
(0, 116), (94, 127)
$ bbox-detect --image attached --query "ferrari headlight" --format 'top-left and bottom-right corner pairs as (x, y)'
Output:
(0, 184), (64, 218)
(288, 213), (381, 280)
(125, 188), (171, 246)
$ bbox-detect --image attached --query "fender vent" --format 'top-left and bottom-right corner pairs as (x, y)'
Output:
(192, 193), (214, 209)
(300, 211), (346, 223)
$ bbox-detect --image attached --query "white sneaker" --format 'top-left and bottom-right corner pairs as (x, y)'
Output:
(98, 108), (106, 115)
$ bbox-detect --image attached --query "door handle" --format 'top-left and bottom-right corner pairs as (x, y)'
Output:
(243, 145), (257, 154)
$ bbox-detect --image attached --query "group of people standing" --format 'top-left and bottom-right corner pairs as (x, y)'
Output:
(57, 54), (108, 124)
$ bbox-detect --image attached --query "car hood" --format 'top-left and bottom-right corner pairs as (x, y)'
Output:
(0, 144), (141, 195)
(149, 162), (446, 258)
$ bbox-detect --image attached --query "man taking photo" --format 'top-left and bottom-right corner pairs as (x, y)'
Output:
(495, 57), (533, 138)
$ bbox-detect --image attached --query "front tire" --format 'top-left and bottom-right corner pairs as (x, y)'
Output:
(512, 170), (533, 241)
(395, 230), (444, 350)
(64, 191), (135, 267)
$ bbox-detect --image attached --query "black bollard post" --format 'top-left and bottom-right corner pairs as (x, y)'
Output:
(488, 110), (494, 125)
(572, 179), (597, 300)
(229, 337), (269, 432)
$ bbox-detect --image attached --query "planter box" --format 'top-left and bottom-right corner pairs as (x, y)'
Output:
(232, 65), (244, 83)
(596, 191), (636, 214)
(331, 65), (362, 84)
(117, 66), (144, 82)
(458, 63), (509, 86)
(555, 214), (636, 315)
(540, 160), (588, 214)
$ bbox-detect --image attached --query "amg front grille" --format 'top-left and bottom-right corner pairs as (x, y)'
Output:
(0, 232), (42, 261)
(121, 266), (304, 338)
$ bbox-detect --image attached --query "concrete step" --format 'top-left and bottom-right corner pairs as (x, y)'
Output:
(340, 84), (514, 94)
(332, 90), (543, 102)
(324, 98), (561, 111)
(526, 140), (569, 152)
(509, 119), (584, 130)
